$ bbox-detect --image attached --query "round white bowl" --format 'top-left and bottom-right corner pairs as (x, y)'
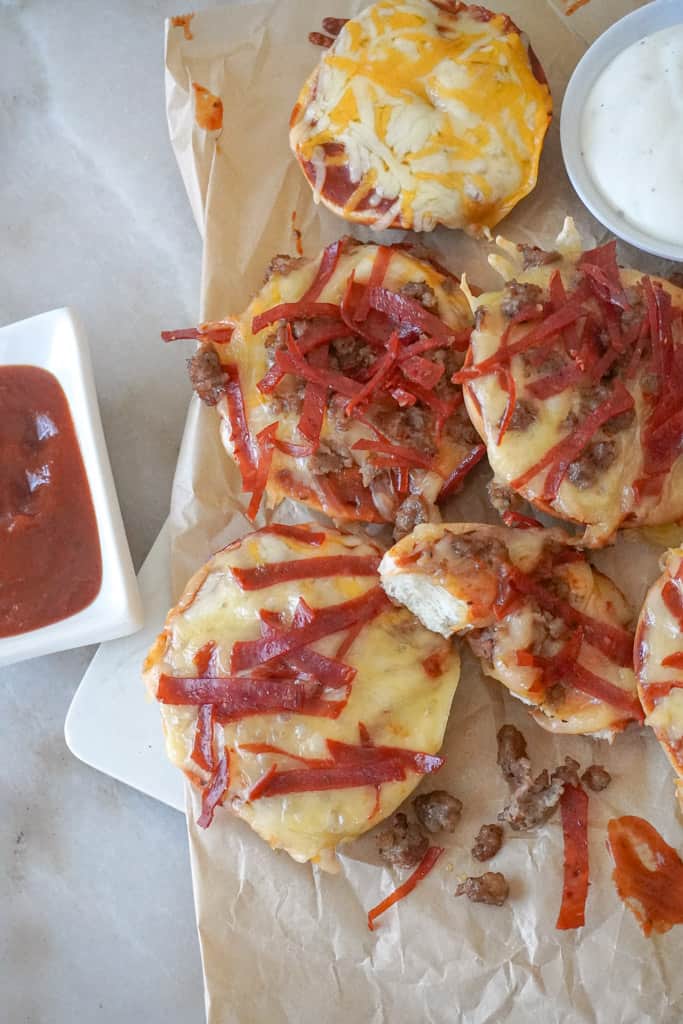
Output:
(561, 0), (683, 262)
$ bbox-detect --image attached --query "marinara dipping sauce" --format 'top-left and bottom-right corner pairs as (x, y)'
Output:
(0, 365), (102, 638)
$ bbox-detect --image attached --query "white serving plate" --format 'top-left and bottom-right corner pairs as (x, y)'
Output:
(561, 0), (683, 262)
(65, 519), (184, 811)
(0, 308), (143, 667)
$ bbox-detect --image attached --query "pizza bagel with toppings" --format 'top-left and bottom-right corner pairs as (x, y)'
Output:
(457, 221), (683, 546)
(290, 0), (552, 234)
(165, 237), (484, 536)
(143, 523), (460, 870)
(380, 522), (642, 737)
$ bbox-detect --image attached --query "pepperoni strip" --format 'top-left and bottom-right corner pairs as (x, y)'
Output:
(232, 554), (380, 590)
(511, 382), (634, 498)
(297, 343), (329, 446)
(258, 613), (357, 685)
(191, 704), (216, 772)
(367, 846), (444, 931)
(252, 301), (341, 334)
(345, 333), (399, 416)
(161, 323), (234, 344)
(218, 682), (347, 722)
(272, 437), (316, 457)
(508, 567), (634, 667)
(254, 759), (407, 796)
(339, 276), (391, 348)
(527, 360), (584, 399)
(300, 239), (342, 302)
(223, 364), (258, 488)
(325, 738), (443, 772)
(640, 680), (683, 702)
(297, 321), (351, 355)
(351, 245), (394, 322)
(501, 510), (543, 529)
(404, 380), (460, 421)
(401, 355), (445, 389)
(662, 651), (683, 669)
(496, 368), (517, 445)
(231, 587), (390, 671)
(193, 641), (216, 675)
(581, 263), (630, 311)
(454, 301), (587, 384)
(662, 579), (683, 630)
(579, 240), (621, 282)
(246, 423), (278, 520)
(275, 346), (359, 398)
(197, 753), (230, 828)
(438, 445), (487, 498)
(351, 437), (432, 469)
(256, 322), (347, 395)
(249, 740), (444, 800)
(158, 673), (310, 709)
(555, 652), (643, 719)
(256, 361), (286, 395)
(369, 286), (469, 349)
(548, 269), (567, 311)
(556, 784), (589, 930)
(256, 524), (326, 546)
(399, 336), (448, 360)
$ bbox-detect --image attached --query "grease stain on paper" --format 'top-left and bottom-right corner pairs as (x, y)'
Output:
(564, 0), (592, 14)
(608, 815), (683, 936)
(171, 13), (194, 40)
(291, 210), (303, 255)
(193, 83), (223, 132)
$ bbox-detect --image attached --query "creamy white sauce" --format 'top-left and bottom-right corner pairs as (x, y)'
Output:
(581, 24), (683, 245)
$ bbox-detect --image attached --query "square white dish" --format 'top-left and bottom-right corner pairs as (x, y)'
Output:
(0, 307), (143, 667)
(65, 519), (184, 811)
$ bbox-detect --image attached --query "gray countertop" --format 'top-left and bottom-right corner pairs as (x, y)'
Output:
(2, 2), (210, 1020)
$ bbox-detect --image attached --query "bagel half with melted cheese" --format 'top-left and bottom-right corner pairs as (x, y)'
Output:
(380, 522), (642, 737)
(143, 523), (460, 870)
(635, 547), (683, 810)
(458, 221), (683, 546)
(290, 0), (552, 234)
(177, 238), (483, 534)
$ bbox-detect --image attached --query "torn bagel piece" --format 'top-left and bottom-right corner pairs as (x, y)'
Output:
(143, 524), (460, 870)
(168, 238), (483, 535)
(290, 0), (552, 234)
(457, 222), (683, 546)
(636, 547), (683, 810)
(380, 523), (642, 736)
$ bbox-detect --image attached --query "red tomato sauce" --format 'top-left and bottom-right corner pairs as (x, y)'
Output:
(0, 365), (102, 637)
(607, 815), (683, 936)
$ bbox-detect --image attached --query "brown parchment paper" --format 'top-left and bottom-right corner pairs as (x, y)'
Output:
(163, 3), (683, 1021)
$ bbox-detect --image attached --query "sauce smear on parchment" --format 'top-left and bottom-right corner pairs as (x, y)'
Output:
(0, 365), (101, 637)
(607, 815), (683, 936)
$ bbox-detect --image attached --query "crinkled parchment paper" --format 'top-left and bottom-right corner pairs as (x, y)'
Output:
(163, 2), (683, 1021)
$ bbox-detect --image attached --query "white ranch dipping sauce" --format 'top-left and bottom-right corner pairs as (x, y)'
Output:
(581, 24), (683, 246)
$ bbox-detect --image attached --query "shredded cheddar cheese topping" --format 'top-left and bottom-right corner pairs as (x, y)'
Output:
(290, 0), (552, 233)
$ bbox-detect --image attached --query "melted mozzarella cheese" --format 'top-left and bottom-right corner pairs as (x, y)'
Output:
(290, 0), (552, 233)
(143, 527), (460, 868)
